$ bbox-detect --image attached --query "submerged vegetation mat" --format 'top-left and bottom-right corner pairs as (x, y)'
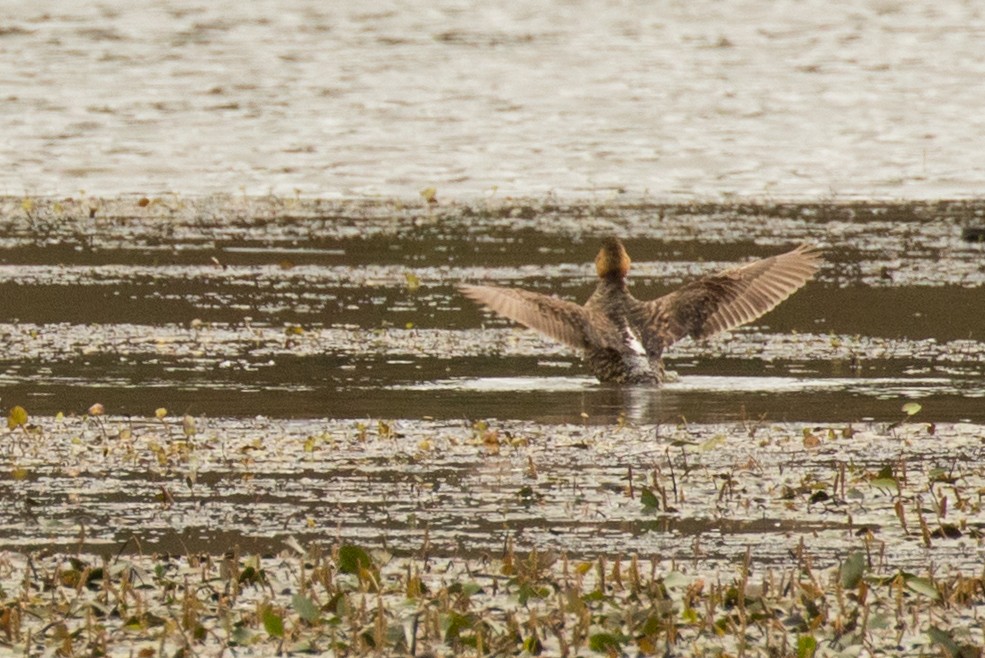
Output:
(2, 405), (985, 656)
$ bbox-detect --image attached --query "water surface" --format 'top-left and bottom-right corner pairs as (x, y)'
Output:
(1, 198), (984, 571)
(3, 1), (985, 198)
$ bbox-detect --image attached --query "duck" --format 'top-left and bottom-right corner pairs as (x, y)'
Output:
(460, 239), (821, 384)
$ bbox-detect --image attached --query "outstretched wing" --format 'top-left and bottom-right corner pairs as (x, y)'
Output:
(460, 284), (605, 350)
(636, 244), (822, 354)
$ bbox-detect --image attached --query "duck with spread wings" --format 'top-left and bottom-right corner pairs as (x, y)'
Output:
(460, 239), (821, 384)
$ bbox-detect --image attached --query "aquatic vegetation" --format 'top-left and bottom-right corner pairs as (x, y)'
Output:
(0, 536), (982, 656)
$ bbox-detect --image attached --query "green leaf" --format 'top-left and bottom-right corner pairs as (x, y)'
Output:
(698, 433), (726, 451)
(522, 635), (543, 654)
(442, 611), (474, 641)
(7, 405), (28, 430)
(448, 581), (482, 597)
(796, 634), (817, 658)
(640, 487), (660, 509)
(230, 626), (254, 645)
(927, 627), (961, 657)
(839, 551), (866, 589)
(292, 594), (319, 623)
(517, 582), (549, 605)
(663, 571), (691, 589)
(903, 574), (940, 600)
(589, 632), (625, 653)
(337, 544), (373, 574)
(640, 614), (662, 635)
(238, 565), (264, 585)
(901, 402), (922, 416)
(262, 606), (284, 638)
(870, 477), (899, 493)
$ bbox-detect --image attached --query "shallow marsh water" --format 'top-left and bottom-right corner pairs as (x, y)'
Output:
(1, 197), (985, 582)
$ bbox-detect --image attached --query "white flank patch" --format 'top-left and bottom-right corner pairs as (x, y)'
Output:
(623, 325), (646, 355)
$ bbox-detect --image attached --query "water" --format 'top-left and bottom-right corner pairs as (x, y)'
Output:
(3, 1), (985, 198)
(1, 198), (984, 570)
(3, 197), (984, 424)
(3, 198), (985, 423)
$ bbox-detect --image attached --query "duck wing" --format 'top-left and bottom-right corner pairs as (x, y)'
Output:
(460, 284), (616, 351)
(635, 244), (822, 353)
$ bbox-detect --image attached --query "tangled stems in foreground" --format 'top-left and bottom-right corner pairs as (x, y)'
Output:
(0, 538), (981, 657)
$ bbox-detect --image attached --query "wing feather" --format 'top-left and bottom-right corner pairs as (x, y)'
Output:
(459, 284), (595, 350)
(637, 244), (822, 352)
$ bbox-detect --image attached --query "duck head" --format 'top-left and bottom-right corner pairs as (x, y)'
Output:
(595, 238), (631, 280)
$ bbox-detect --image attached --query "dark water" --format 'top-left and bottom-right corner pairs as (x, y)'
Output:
(2, 197), (985, 566)
(2, 197), (984, 424)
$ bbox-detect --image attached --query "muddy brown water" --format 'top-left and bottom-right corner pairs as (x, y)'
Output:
(1, 198), (984, 575)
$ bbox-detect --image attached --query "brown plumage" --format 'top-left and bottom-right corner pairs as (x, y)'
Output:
(460, 239), (822, 384)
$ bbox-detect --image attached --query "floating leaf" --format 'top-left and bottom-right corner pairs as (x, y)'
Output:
(901, 401), (922, 416)
(809, 490), (830, 504)
(870, 477), (899, 493)
(337, 544), (373, 574)
(698, 433), (726, 451)
(839, 551), (866, 589)
(522, 635), (543, 654)
(262, 606), (284, 638)
(640, 487), (660, 510)
(927, 627), (961, 657)
(460, 582), (482, 597)
(930, 524), (962, 539)
(589, 632), (625, 653)
(292, 594), (319, 624)
(442, 611), (475, 642)
(230, 626), (254, 646)
(903, 574), (940, 600)
(662, 571), (691, 589)
(796, 634), (817, 658)
(517, 582), (549, 604)
(238, 565), (264, 586)
(7, 405), (28, 430)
